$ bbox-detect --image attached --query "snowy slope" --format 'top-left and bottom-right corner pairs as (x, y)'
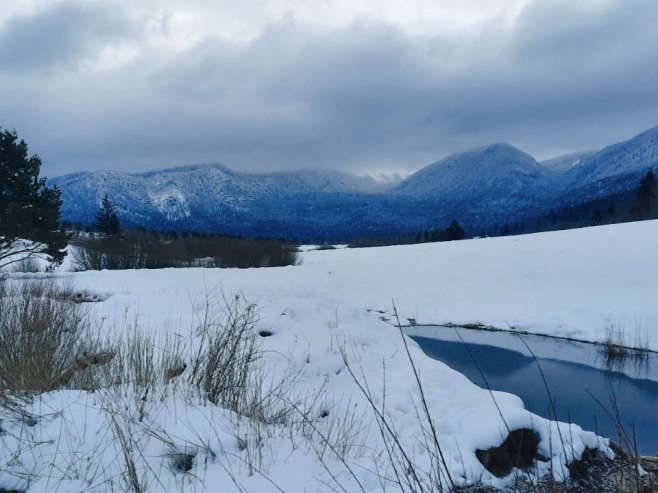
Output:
(67, 218), (658, 350)
(557, 126), (658, 203)
(572, 126), (658, 184)
(299, 220), (658, 349)
(7, 220), (653, 492)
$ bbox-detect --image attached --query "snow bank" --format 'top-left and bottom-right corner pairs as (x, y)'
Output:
(6, 220), (651, 491)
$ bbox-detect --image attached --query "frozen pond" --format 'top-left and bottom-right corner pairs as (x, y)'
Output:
(407, 326), (658, 456)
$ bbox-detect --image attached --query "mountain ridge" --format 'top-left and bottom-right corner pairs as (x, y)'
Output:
(51, 125), (658, 241)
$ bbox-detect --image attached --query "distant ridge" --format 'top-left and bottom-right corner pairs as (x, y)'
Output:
(51, 125), (658, 241)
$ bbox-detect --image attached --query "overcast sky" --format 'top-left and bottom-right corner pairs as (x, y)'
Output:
(1, 0), (657, 177)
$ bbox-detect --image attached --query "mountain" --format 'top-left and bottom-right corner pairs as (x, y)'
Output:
(562, 126), (658, 198)
(531, 126), (658, 223)
(392, 143), (561, 229)
(577, 126), (658, 180)
(52, 146), (556, 240)
(51, 125), (658, 241)
(396, 143), (554, 198)
(51, 165), (400, 241)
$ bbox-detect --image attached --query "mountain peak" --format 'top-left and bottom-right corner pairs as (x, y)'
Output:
(426, 143), (538, 172)
(469, 143), (536, 163)
(479, 142), (522, 153)
(394, 142), (543, 197)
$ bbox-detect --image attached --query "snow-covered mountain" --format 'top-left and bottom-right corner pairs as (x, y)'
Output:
(560, 126), (658, 199)
(51, 125), (658, 240)
(396, 143), (556, 198)
(54, 163), (387, 207)
(574, 126), (658, 182)
(51, 165), (398, 240)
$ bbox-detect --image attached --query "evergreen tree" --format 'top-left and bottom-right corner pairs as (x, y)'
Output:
(94, 195), (121, 235)
(635, 169), (656, 220)
(605, 202), (616, 218)
(590, 210), (602, 226)
(0, 129), (69, 269)
(443, 220), (466, 241)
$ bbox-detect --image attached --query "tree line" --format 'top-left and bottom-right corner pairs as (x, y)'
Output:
(2, 128), (657, 270)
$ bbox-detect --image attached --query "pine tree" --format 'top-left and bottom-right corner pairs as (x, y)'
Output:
(0, 129), (69, 269)
(605, 202), (616, 218)
(443, 220), (465, 241)
(94, 195), (121, 235)
(590, 210), (602, 226)
(635, 169), (656, 220)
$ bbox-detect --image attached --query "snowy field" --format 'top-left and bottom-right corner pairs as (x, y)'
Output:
(297, 220), (658, 351)
(66, 219), (658, 350)
(3, 220), (658, 492)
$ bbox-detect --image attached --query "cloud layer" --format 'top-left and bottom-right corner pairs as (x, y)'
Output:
(1, 0), (657, 177)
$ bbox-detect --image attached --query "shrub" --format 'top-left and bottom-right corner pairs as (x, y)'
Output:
(0, 280), (96, 393)
(70, 231), (299, 270)
(189, 295), (259, 411)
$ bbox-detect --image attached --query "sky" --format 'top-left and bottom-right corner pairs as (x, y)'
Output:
(1, 0), (657, 178)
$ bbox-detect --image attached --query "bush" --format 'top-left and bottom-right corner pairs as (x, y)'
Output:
(0, 280), (96, 393)
(70, 231), (299, 270)
(71, 234), (149, 270)
(213, 238), (299, 268)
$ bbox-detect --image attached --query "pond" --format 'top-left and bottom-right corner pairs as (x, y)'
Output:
(406, 326), (658, 456)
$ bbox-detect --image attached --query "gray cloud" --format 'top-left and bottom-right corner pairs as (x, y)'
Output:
(1, 0), (658, 177)
(0, 2), (138, 74)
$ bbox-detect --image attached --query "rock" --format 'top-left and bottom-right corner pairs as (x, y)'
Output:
(461, 443), (658, 492)
(476, 428), (547, 478)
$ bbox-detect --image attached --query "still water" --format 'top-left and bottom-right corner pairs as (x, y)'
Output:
(407, 326), (658, 455)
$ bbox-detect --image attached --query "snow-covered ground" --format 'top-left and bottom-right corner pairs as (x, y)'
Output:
(66, 219), (658, 350)
(4, 220), (658, 492)
(296, 220), (658, 351)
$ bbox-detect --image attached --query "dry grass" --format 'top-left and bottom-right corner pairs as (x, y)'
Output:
(601, 320), (650, 371)
(0, 279), (97, 394)
(0, 279), (268, 413)
(189, 294), (259, 411)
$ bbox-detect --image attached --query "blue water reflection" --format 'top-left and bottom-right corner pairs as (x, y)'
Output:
(411, 332), (658, 455)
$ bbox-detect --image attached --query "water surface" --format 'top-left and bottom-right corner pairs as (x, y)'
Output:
(408, 327), (658, 456)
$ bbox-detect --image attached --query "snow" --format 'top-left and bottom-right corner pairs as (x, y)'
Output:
(6, 219), (658, 491)
(0, 240), (52, 272)
(296, 220), (658, 351)
(149, 188), (192, 221)
(63, 219), (657, 350)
